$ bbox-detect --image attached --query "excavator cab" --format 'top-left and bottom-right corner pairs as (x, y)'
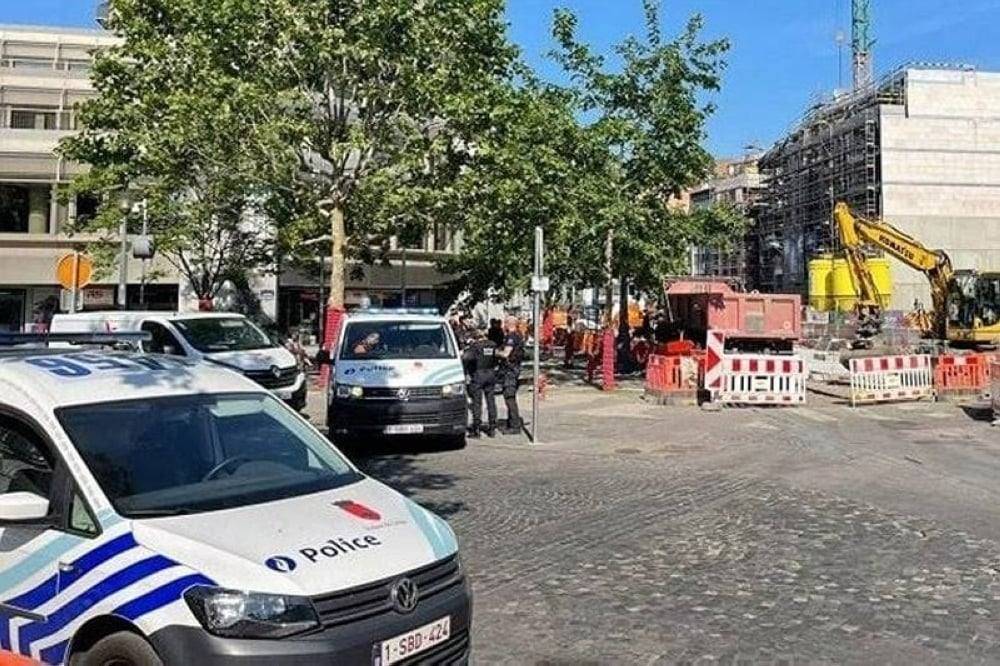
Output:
(946, 271), (1000, 344)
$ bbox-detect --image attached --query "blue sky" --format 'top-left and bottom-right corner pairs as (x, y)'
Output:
(6, 0), (1000, 156)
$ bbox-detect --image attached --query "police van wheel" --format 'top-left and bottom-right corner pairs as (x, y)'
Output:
(71, 631), (163, 666)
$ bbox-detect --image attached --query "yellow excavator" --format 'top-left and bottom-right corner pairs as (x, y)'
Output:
(832, 202), (1000, 345)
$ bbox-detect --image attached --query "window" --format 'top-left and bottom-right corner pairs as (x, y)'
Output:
(69, 492), (98, 535)
(5, 57), (53, 70)
(10, 108), (58, 130)
(0, 417), (54, 500)
(57, 394), (361, 517)
(140, 321), (186, 356)
(0, 185), (30, 233)
(341, 321), (456, 361)
(172, 317), (273, 353)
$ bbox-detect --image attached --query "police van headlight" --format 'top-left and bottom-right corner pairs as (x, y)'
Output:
(441, 381), (466, 397)
(184, 585), (320, 638)
(335, 384), (364, 399)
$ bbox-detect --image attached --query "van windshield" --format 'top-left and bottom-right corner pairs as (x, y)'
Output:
(57, 394), (361, 517)
(341, 321), (456, 361)
(173, 317), (273, 352)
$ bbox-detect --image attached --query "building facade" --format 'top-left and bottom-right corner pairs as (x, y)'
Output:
(689, 155), (765, 281)
(756, 65), (1000, 310)
(0, 24), (187, 332)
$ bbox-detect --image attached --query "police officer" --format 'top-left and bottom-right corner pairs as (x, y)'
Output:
(462, 328), (498, 438)
(497, 315), (525, 434)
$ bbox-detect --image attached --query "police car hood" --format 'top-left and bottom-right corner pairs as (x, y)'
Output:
(204, 346), (297, 372)
(336, 358), (464, 388)
(130, 478), (457, 595)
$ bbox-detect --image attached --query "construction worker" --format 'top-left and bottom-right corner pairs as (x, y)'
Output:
(497, 315), (525, 434)
(462, 329), (498, 438)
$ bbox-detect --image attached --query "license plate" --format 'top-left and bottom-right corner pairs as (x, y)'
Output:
(376, 616), (450, 666)
(384, 424), (424, 435)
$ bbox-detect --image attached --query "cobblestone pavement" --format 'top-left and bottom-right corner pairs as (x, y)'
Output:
(309, 386), (1000, 664)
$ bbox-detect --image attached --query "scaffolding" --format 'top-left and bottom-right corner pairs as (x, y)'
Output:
(750, 68), (908, 294)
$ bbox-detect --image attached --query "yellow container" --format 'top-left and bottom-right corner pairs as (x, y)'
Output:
(808, 254), (893, 312)
(808, 255), (834, 311)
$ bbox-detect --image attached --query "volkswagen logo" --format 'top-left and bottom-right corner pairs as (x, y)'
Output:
(396, 388), (411, 401)
(391, 577), (419, 614)
(270, 365), (282, 379)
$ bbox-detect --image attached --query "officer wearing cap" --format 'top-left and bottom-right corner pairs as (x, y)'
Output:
(461, 328), (498, 438)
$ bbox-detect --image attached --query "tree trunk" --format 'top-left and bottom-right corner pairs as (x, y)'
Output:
(603, 228), (614, 325)
(328, 203), (346, 309)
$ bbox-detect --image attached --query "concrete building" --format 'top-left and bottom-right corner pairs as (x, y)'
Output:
(689, 155), (765, 280)
(755, 65), (1000, 310)
(0, 24), (188, 331)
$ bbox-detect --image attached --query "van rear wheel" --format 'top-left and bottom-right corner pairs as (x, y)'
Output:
(71, 631), (163, 666)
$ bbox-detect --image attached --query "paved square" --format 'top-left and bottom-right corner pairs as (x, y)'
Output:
(312, 387), (1000, 664)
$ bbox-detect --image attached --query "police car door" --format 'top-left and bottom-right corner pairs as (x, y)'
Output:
(0, 413), (99, 657)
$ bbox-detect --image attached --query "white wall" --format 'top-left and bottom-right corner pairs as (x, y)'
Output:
(880, 69), (1000, 309)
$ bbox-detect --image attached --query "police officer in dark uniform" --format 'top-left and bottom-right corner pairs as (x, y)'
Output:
(497, 316), (525, 434)
(462, 329), (498, 438)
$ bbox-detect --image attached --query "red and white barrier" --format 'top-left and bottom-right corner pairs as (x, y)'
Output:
(717, 354), (806, 405)
(849, 355), (934, 406)
(704, 330), (725, 396)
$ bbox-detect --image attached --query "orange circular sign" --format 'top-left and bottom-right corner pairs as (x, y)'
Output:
(56, 253), (94, 290)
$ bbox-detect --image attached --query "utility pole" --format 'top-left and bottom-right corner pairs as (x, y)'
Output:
(118, 212), (129, 310)
(139, 199), (148, 307)
(531, 226), (546, 445)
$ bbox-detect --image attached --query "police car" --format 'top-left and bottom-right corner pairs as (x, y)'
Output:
(50, 313), (308, 412)
(325, 310), (467, 447)
(0, 334), (470, 665)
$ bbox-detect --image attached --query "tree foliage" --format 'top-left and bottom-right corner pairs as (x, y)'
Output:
(443, 0), (745, 301)
(60, 0), (305, 301)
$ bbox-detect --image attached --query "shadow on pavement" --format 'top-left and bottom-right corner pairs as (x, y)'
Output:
(959, 401), (994, 422)
(337, 436), (468, 519)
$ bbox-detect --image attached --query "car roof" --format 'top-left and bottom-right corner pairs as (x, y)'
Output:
(0, 348), (264, 410)
(346, 313), (447, 323)
(52, 311), (247, 321)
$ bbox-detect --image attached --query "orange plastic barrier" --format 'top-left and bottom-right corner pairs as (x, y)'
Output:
(645, 355), (683, 392)
(934, 354), (988, 394)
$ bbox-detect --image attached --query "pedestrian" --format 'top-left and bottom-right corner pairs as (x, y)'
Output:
(461, 329), (498, 438)
(487, 318), (504, 347)
(497, 315), (525, 434)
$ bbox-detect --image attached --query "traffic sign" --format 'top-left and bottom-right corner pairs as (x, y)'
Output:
(56, 253), (93, 290)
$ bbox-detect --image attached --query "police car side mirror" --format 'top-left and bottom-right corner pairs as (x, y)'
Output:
(315, 349), (332, 366)
(0, 492), (51, 526)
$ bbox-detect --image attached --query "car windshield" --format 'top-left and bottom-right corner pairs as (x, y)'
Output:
(173, 317), (273, 353)
(57, 394), (361, 517)
(341, 321), (456, 360)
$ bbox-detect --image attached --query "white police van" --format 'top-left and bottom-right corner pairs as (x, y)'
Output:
(0, 334), (470, 665)
(326, 310), (467, 447)
(50, 312), (307, 411)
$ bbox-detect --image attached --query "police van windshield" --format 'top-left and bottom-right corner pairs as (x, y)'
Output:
(57, 394), (361, 517)
(341, 321), (456, 361)
(173, 317), (273, 353)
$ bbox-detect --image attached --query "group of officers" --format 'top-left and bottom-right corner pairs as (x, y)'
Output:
(457, 315), (525, 439)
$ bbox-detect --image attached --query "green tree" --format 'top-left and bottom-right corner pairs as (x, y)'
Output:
(272, 0), (517, 313)
(60, 0), (305, 304)
(550, 0), (741, 321)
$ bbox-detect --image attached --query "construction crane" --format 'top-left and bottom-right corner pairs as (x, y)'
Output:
(832, 202), (1000, 345)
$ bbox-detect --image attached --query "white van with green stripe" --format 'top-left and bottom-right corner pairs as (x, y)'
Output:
(326, 311), (468, 448)
(0, 337), (471, 665)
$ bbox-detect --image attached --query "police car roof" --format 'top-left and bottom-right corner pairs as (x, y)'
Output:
(0, 349), (263, 410)
(346, 311), (447, 323)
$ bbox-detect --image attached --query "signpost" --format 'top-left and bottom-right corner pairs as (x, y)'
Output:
(56, 252), (93, 314)
(531, 226), (547, 445)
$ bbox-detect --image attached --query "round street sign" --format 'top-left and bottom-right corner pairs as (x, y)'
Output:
(56, 253), (94, 290)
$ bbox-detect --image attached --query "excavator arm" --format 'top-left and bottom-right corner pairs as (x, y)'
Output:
(832, 202), (954, 338)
